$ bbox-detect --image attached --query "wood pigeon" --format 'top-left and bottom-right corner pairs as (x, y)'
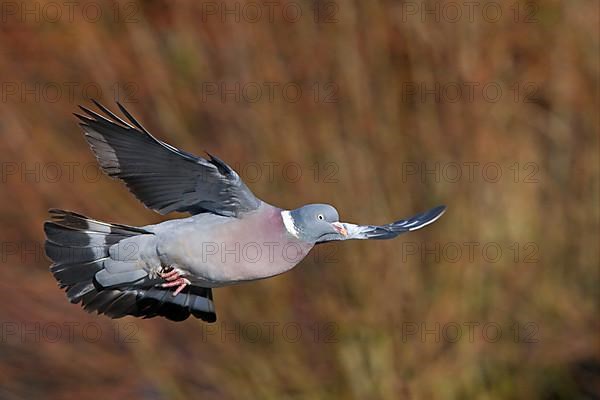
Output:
(44, 101), (446, 322)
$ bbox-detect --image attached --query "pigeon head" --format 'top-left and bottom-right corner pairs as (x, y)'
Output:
(285, 204), (347, 242)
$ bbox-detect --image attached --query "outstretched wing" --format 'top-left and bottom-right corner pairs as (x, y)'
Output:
(318, 205), (446, 243)
(75, 101), (261, 217)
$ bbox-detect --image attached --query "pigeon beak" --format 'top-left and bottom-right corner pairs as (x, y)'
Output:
(331, 222), (348, 237)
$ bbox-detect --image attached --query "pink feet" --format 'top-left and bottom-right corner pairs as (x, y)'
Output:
(160, 268), (191, 296)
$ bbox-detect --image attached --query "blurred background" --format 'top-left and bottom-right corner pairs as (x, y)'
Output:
(0, 0), (598, 399)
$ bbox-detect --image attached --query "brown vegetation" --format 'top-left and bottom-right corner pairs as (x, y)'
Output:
(0, 0), (598, 398)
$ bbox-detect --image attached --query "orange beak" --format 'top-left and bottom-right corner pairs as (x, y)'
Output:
(331, 222), (348, 237)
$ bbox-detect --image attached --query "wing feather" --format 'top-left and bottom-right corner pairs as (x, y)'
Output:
(317, 205), (446, 242)
(75, 102), (261, 217)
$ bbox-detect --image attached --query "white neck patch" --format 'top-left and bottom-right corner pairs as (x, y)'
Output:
(281, 210), (300, 238)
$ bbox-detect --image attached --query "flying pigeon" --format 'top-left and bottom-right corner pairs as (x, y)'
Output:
(44, 101), (446, 322)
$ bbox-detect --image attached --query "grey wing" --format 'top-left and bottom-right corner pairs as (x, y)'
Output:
(319, 205), (446, 242)
(74, 100), (261, 217)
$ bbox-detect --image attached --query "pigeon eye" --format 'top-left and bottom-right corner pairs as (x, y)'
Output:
(317, 214), (324, 220)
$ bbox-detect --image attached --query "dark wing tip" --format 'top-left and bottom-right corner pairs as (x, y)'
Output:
(73, 112), (93, 124)
(116, 101), (151, 135)
(430, 205), (447, 219)
(90, 98), (103, 109)
(205, 151), (235, 176)
(407, 205), (447, 231)
(77, 104), (95, 117)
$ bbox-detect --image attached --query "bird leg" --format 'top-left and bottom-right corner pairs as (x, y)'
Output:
(160, 267), (191, 296)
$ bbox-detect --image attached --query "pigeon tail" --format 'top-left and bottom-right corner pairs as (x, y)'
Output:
(44, 210), (217, 322)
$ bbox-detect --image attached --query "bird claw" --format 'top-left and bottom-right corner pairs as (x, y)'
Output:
(160, 267), (190, 296)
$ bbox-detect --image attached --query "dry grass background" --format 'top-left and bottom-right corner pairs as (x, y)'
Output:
(0, 0), (598, 399)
